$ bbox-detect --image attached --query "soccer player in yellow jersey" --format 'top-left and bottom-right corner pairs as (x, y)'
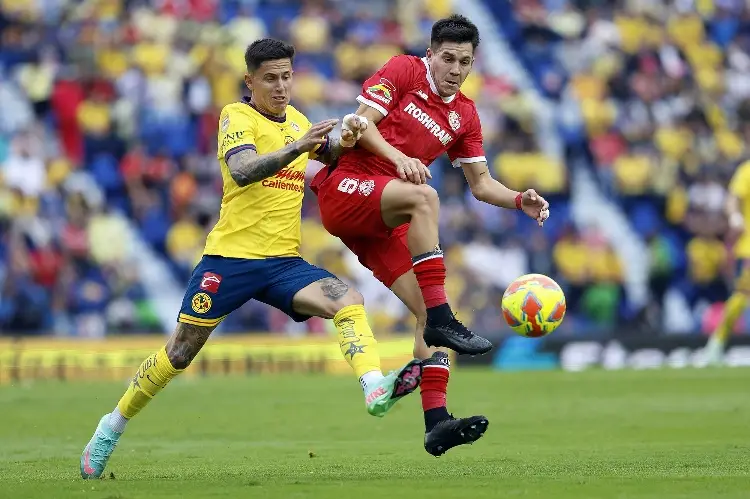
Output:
(80, 39), (422, 479)
(705, 160), (750, 365)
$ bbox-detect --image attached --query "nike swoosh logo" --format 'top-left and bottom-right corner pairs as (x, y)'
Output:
(83, 446), (96, 475)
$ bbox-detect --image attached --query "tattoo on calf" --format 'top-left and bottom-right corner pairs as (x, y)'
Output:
(167, 323), (213, 369)
(319, 277), (349, 301)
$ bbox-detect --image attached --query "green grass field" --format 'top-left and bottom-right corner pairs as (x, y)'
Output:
(1, 368), (749, 498)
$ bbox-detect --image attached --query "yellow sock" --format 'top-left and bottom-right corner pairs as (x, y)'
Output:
(334, 304), (382, 379)
(116, 346), (183, 419)
(714, 293), (747, 342)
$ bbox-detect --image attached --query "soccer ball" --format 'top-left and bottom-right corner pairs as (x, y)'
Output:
(501, 274), (566, 337)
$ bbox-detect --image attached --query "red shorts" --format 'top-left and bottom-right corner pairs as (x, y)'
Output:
(312, 170), (413, 288)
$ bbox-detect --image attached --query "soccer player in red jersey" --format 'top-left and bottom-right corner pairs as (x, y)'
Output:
(311, 15), (550, 455)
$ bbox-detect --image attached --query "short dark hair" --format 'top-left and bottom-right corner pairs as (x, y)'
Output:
(430, 15), (480, 51)
(244, 38), (295, 71)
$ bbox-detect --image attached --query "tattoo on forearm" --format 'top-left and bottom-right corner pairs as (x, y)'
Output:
(227, 143), (301, 187)
(315, 137), (344, 166)
(319, 277), (349, 301)
(166, 323), (214, 369)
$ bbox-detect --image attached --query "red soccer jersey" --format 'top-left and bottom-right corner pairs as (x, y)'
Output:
(336, 55), (486, 176)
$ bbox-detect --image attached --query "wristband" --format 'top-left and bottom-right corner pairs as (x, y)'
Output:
(514, 192), (523, 210)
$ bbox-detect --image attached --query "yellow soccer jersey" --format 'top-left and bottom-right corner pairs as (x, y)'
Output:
(730, 160), (750, 258)
(204, 97), (324, 259)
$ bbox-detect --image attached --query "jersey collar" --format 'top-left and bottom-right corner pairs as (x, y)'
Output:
(243, 96), (286, 123)
(421, 57), (456, 104)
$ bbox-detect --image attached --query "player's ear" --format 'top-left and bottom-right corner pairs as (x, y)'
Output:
(426, 47), (433, 59)
(244, 73), (253, 92)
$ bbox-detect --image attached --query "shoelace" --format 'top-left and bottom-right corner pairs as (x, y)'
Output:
(446, 317), (473, 339)
(91, 433), (118, 463)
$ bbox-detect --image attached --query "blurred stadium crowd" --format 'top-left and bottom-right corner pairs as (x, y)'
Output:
(0, 0), (746, 337)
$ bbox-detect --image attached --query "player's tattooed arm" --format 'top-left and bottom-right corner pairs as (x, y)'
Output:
(166, 323), (215, 369)
(226, 144), (302, 187)
(227, 119), (339, 187)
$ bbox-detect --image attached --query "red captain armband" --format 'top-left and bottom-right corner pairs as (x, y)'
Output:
(514, 192), (523, 210)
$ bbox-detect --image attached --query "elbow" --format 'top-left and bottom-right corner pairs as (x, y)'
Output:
(470, 184), (488, 203)
(230, 170), (251, 188)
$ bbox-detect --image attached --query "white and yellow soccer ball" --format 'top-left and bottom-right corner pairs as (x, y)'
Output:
(501, 273), (566, 338)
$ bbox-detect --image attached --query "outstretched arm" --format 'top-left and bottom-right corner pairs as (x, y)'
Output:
(462, 161), (549, 226)
(225, 119), (338, 187)
(226, 144), (301, 187)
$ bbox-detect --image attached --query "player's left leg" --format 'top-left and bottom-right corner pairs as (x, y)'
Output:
(259, 257), (421, 417)
(389, 269), (488, 457)
(707, 259), (750, 364)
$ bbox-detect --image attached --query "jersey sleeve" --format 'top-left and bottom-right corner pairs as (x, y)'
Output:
(356, 55), (419, 117)
(218, 105), (258, 162)
(447, 111), (486, 168)
(730, 161), (750, 199)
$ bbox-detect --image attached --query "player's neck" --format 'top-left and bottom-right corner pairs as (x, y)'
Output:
(245, 96), (286, 123)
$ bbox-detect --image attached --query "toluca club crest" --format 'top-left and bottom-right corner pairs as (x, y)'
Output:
(448, 111), (460, 131)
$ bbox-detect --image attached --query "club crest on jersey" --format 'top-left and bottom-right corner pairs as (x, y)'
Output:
(358, 179), (375, 196)
(366, 78), (396, 105)
(220, 114), (230, 133)
(191, 293), (212, 314)
(284, 135), (295, 145)
(448, 111), (461, 131)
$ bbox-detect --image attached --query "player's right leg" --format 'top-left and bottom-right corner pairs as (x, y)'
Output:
(389, 270), (488, 457)
(706, 259), (750, 365)
(317, 173), (491, 355)
(80, 256), (244, 479)
(380, 179), (492, 355)
(80, 322), (213, 479)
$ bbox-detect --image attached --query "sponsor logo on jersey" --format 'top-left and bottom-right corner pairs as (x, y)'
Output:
(200, 272), (222, 293)
(366, 78), (396, 105)
(261, 167), (306, 192)
(448, 111), (461, 131)
(191, 293), (212, 314)
(417, 90), (429, 100)
(403, 102), (453, 146)
(220, 114), (230, 132)
(221, 130), (245, 148)
(290, 122), (300, 132)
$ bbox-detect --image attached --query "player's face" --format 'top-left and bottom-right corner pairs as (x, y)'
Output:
(426, 42), (474, 97)
(245, 58), (293, 117)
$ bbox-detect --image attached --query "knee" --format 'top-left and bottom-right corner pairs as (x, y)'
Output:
(327, 288), (364, 318)
(408, 185), (439, 216)
(340, 288), (365, 307)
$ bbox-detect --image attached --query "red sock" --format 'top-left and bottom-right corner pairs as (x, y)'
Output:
(412, 256), (448, 309)
(420, 364), (449, 411)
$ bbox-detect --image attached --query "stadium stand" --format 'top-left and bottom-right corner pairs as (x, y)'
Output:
(3, 0), (740, 338)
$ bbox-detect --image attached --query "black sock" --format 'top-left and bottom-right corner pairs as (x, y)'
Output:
(426, 303), (453, 327)
(424, 406), (451, 432)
